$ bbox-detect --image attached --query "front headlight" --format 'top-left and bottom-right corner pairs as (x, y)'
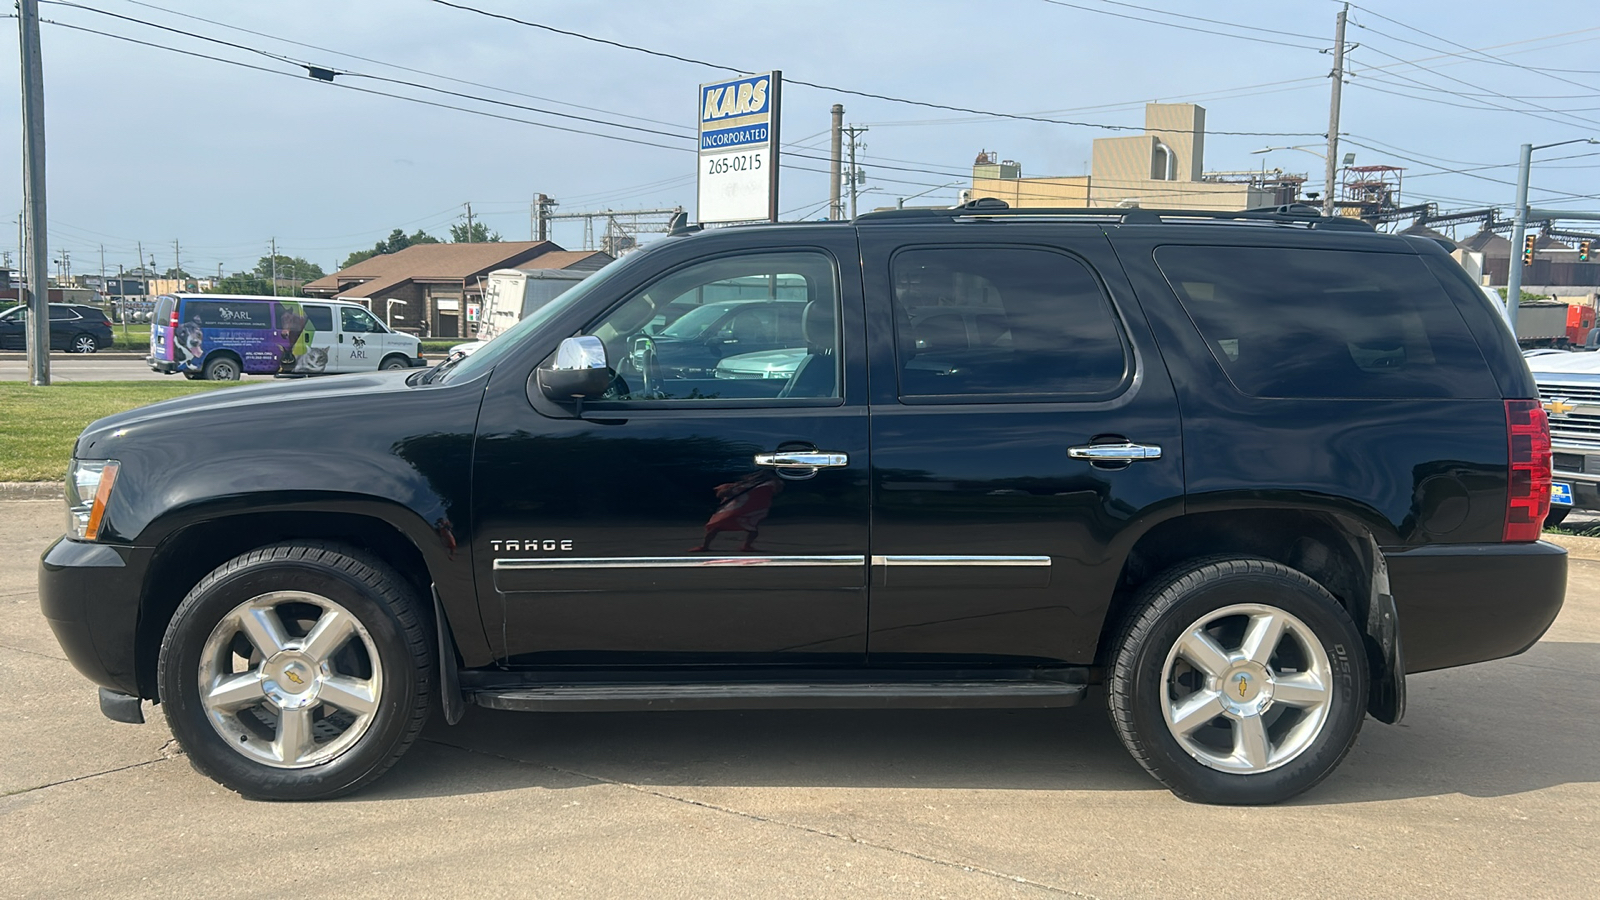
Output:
(66, 459), (119, 540)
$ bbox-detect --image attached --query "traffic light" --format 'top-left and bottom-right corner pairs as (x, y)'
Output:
(1581, 240), (1592, 262)
(1524, 234), (1537, 266)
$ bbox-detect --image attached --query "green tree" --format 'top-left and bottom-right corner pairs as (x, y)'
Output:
(205, 272), (273, 295)
(449, 221), (501, 243)
(254, 255), (325, 283)
(164, 267), (192, 280)
(1497, 288), (1552, 303)
(341, 228), (441, 269)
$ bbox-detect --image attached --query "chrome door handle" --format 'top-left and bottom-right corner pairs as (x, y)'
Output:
(754, 451), (849, 469)
(1067, 442), (1162, 461)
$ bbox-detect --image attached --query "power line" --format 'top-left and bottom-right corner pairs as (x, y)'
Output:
(422, 0), (1323, 138)
(1036, 0), (1323, 50)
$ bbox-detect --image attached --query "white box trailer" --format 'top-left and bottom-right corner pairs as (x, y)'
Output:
(477, 268), (593, 342)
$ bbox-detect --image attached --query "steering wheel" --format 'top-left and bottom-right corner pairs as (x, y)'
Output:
(635, 336), (662, 398)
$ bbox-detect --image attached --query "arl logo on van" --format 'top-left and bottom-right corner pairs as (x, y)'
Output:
(701, 76), (770, 123)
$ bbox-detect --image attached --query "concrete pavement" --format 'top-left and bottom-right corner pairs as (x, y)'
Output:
(0, 356), (191, 382)
(1, 499), (1596, 898)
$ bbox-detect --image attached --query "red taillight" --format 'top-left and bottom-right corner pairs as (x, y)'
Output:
(168, 309), (179, 330)
(1505, 399), (1552, 542)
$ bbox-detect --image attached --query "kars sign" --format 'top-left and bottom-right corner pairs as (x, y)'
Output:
(697, 71), (781, 224)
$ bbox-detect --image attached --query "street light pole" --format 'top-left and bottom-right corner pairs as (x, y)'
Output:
(1506, 143), (1534, 334)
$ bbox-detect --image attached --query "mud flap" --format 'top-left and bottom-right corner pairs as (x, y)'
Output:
(1363, 536), (1406, 724)
(433, 586), (466, 725)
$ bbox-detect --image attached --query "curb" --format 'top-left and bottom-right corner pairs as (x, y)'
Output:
(1539, 531), (1600, 562)
(0, 482), (60, 500)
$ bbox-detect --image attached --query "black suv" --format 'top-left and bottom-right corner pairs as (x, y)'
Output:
(40, 203), (1566, 805)
(0, 302), (114, 352)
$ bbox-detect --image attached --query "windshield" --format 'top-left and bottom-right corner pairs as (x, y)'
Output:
(657, 303), (733, 340)
(436, 252), (648, 383)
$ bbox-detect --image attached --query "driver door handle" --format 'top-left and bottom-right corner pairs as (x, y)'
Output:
(755, 451), (850, 470)
(1067, 442), (1162, 461)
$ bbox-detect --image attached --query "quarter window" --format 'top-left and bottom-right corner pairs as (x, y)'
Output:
(890, 247), (1129, 401)
(1155, 246), (1498, 399)
(579, 252), (840, 403)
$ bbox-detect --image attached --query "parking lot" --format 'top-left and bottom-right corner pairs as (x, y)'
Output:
(1, 496), (1595, 899)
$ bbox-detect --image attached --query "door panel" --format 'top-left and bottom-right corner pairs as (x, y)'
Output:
(860, 225), (1186, 665)
(473, 234), (871, 667)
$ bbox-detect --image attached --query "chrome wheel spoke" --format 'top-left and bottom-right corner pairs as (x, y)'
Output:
(239, 605), (290, 656)
(1177, 629), (1232, 678)
(299, 609), (356, 665)
(1273, 672), (1329, 708)
(206, 671), (265, 712)
(319, 675), (378, 716)
(1240, 612), (1287, 666)
(272, 706), (315, 765)
(1233, 714), (1271, 770)
(1168, 689), (1225, 736)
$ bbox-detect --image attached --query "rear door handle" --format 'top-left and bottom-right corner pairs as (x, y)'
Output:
(755, 451), (850, 469)
(1067, 442), (1162, 461)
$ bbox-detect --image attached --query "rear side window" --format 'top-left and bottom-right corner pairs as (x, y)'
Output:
(890, 247), (1129, 401)
(1155, 246), (1498, 399)
(153, 296), (176, 322)
(180, 300), (274, 329)
(303, 305), (334, 333)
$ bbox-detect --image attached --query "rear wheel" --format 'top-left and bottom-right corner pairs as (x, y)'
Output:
(1108, 558), (1367, 805)
(71, 333), (98, 354)
(203, 355), (241, 381)
(1544, 506), (1571, 529)
(156, 543), (434, 800)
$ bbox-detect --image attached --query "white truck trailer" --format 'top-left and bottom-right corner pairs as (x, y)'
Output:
(476, 268), (594, 342)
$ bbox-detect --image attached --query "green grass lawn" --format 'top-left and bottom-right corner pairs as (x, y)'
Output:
(0, 381), (239, 482)
(108, 324), (151, 352)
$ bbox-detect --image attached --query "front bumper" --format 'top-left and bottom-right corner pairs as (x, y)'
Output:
(407, 356), (429, 368)
(38, 536), (151, 698)
(1384, 541), (1566, 673)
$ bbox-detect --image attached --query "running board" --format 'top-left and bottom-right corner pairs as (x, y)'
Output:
(469, 679), (1087, 712)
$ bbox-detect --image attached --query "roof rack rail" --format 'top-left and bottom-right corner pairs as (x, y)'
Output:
(855, 199), (1374, 231)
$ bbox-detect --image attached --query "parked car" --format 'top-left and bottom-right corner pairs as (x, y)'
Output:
(42, 201), (1564, 805)
(1524, 350), (1600, 526)
(0, 302), (113, 353)
(148, 294), (426, 380)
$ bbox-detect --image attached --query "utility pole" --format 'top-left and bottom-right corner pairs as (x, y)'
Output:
(843, 124), (869, 220)
(99, 243), (105, 309)
(137, 240), (147, 306)
(828, 104), (844, 220)
(464, 202), (476, 242)
(1323, 3), (1348, 218)
(173, 238), (181, 284)
(270, 237), (278, 295)
(19, 0), (50, 384)
(117, 263), (126, 336)
(1507, 144), (1535, 333)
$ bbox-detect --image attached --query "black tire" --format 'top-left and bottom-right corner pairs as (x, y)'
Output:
(71, 333), (99, 354)
(156, 542), (434, 801)
(1544, 506), (1571, 529)
(203, 355), (241, 381)
(379, 355), (409, 371)
(1107, 557), (1367, 805)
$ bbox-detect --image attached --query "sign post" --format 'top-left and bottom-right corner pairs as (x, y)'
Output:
(697, 71), (781, 224)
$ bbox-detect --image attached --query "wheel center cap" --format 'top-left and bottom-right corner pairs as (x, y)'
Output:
(1219, 662), (1273, 716)
(261, 652), (321, 708)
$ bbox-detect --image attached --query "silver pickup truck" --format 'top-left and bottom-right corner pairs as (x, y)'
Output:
(1528, 350), (1600, 526)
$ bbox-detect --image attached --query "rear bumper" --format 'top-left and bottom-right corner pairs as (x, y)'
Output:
(38, 536), (151, 698)
(1384, 541), (1566, 673)
(149, 358), (179, 374)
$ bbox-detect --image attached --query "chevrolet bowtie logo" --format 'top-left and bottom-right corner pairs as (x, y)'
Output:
(1545, 398), (1576, 417)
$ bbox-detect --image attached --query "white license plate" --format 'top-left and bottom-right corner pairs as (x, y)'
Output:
(1552, 482), (1574, 506)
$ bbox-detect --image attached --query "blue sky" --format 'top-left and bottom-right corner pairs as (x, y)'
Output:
(3, 0), (1599, 276)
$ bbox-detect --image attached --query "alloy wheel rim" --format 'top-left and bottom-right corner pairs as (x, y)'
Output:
(74, 336), (95, 352)
(1159, 602), (1333, 775)
(197, 591), (383, 769)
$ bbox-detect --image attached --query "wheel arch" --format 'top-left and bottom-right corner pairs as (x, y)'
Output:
(133, 504), (485, 699)
(1100, 506), (1404, 723)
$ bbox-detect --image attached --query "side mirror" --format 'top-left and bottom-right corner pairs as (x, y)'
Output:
(537, 335), (609, 401)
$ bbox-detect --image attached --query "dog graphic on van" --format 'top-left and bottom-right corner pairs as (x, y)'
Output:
(174, 319), (205, 370)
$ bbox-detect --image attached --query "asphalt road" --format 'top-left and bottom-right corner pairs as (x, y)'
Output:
(2, 499), (1596, 899)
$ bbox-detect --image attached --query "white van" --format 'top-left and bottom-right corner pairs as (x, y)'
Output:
(150, 294), (426, 380)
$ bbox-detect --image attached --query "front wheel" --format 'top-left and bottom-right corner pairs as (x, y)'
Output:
(379, 355), (409, 371)
(157, 543), (434, 800)
(1108, 558), (1367, 805)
